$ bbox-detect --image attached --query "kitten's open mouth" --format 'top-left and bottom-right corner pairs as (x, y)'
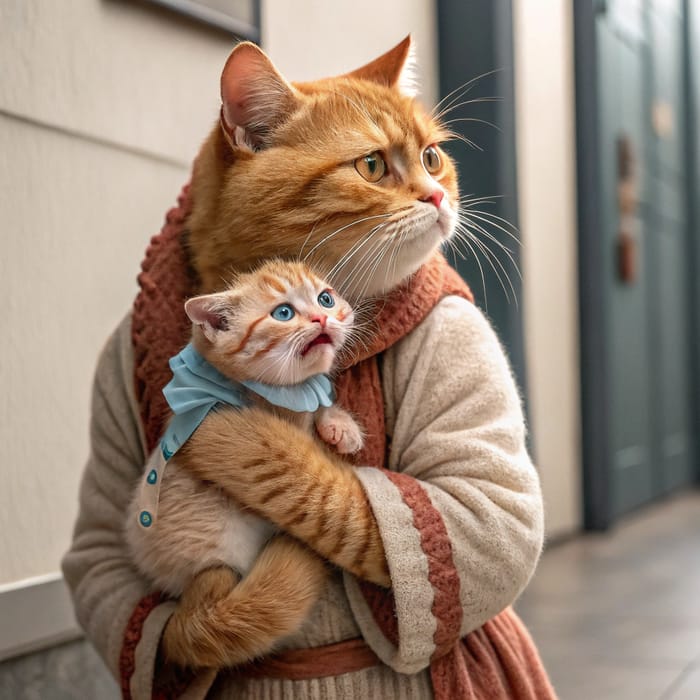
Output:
(302, 333), (333, 356)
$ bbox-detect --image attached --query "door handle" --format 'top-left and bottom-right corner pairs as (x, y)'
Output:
(616, 134), (638, 284)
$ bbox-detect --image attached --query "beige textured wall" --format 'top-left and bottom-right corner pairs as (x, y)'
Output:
(0, 1), (233, 586)
(262, 0), (438, 108)
(513, 1), (583, 537)
(1, 1), (438, 587)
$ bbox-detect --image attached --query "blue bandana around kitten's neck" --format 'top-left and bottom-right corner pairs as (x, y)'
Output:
(160, 343), (335, 461)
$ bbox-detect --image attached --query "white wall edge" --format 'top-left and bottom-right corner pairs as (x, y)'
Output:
(0, 573), (82, 663)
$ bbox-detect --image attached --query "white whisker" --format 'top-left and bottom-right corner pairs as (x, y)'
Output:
(302, 213), (391, 263)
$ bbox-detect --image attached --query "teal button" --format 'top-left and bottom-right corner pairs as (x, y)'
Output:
(147, 469), (158, 485)
(139, 511), (153, 528)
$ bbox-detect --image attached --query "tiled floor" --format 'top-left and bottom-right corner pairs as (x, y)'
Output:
(1, 489), (698, 699)
(517, 490), (700, 700)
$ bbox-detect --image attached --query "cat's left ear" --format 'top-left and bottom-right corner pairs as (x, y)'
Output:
(220, 42), (299, 150)
(185, 293), (233, 343)
(344, 35), (418, 98)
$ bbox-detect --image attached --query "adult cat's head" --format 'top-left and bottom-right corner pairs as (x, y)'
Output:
(188, 36), (458, 300)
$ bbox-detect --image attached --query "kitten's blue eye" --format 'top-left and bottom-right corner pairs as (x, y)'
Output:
(318, 291), (335, 308)
(271, 304), (295, 321)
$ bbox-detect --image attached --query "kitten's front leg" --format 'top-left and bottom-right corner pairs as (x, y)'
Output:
(315, 405), (364, 455)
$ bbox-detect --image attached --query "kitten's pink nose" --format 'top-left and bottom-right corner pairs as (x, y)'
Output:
(310, 314), (327, 329)
(421, 190), (444, 209)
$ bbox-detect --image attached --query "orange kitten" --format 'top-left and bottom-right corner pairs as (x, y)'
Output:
(126, 260), (361, 665)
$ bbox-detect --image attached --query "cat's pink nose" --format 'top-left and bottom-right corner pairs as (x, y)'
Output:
(310, 314), (327, 328)
(421, 190), (444, 209)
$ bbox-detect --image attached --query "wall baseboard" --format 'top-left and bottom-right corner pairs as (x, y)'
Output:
(0, 574), (82, 663)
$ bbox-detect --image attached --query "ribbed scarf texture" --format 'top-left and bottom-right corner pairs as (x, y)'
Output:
(127, 184), (556, 699)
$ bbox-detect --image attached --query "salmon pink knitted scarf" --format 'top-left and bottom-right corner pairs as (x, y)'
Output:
(123, 184), (556, 700)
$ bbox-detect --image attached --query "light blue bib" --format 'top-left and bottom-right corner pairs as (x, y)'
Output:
(136, 343), (335, 529)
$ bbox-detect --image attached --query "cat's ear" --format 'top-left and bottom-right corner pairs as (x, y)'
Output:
(185, 293), (232, 343)
(344, 35), (418, 98)
(220, 42), (298, 150)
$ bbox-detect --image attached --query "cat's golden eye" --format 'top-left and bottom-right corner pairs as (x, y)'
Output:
(422, 145), (442, 174)
(355, 152), (386, 183)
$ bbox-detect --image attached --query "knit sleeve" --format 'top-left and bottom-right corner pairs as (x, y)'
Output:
(60, 315), (215, 700)
(343, 296), (544, 674)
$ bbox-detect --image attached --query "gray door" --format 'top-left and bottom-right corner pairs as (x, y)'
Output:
(592, 0), (693, 520)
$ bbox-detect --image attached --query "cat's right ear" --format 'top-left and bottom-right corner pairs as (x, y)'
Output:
(220, 42), (298, 150)
(185, 294), (231, 343)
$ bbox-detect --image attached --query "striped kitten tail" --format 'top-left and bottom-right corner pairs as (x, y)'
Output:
(162, 537), (326, 669)
(178, 407), (391, 587)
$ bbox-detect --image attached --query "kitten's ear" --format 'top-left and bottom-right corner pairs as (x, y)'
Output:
(220, 42), (298, 150)
(344, 35), (418, 97)
(185, 294), (231, 343)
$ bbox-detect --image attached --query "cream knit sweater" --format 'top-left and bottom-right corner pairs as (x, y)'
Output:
(62, 295), (544, 699)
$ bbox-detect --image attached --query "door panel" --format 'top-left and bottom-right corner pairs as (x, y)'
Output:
(592, 0), (693, 520)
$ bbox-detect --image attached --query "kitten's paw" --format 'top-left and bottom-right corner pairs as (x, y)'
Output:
(317, 418), (364, 454)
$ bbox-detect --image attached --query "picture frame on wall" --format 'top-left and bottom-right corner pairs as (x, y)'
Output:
(145, 0), (260, 42)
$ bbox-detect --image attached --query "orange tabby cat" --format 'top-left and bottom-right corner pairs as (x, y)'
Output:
(126, 260), (362, 667)
(162, 36), (460, 668)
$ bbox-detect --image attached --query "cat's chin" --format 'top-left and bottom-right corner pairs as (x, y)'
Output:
(334, 223), (449, 300)
(366, 208), (456, 297)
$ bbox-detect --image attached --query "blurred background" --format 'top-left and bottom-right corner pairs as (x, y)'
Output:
(0, 0), (698, 698)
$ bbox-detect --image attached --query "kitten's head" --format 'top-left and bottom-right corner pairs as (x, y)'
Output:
(188, 36), (458, 300)
(185, 260), (354, 385)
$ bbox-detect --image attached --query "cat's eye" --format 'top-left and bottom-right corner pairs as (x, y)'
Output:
(271, 303), (295, 321)
(318, 291), (335, 308)
(422, 145), (442, 174)
(355, 152), (386, 183)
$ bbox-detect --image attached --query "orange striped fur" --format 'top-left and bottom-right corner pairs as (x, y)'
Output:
(157, 36), (457, 669)
(130, 261), (368, 668)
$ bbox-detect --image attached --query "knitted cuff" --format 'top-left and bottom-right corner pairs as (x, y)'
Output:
(119, 592), (194, 700)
